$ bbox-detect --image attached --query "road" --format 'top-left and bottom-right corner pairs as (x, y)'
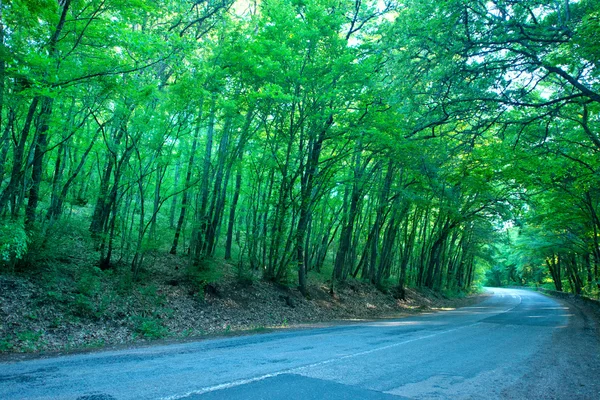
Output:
(1, 288), (599, 400)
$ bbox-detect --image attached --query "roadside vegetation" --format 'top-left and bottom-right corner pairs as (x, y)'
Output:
(1, 0), (599, 351)
(0, 221), (479, 353)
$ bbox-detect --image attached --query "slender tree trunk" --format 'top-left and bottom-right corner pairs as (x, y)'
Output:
(46, 141), (66, 221)
(0, 107), (16, 187)
(546, 253), (563, 292)
(0, 110), (12, 186)
(204, 115), (232, 256)
(169, 160), (181, 229)
(171, 104), (202, 255)
(90, 157), (113, 237)
(0, 16), (5, 149)
(193, 96), (216, 266)
(0, 98), (39, 216)
(397, 207), (419, 298)
(149, 165), (163, 241)
(333, 146), (365, 280)
(25, 96), (55, 226)
(25, 0), (71, 227)
(297, 115), (332, 295)
(0, 17), (6, 187)
(585, 252), (593, 288)
(416, 208), (430, 287)
(225, 165), (242, 259)
(47, 129), (98, 219)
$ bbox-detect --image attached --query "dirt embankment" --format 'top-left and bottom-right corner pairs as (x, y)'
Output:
(0, 262), (481, 357)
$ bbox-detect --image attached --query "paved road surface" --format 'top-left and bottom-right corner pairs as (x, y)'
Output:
(1, 288), (598, 399)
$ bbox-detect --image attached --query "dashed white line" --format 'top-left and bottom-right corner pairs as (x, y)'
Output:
(160, 322), (482, 400)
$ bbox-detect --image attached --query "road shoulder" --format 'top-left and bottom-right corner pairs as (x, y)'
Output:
(502, 294), (600, 399)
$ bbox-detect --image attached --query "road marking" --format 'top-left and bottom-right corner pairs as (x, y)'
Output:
(160, 322), (482, 400)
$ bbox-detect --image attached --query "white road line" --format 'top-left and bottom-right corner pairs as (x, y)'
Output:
(160, 322), (483, 400)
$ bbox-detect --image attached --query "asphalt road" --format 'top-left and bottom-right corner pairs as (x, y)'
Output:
(0, 288), (597, 400)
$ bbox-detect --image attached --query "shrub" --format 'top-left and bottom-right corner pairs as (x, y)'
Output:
(16, 330), (43, 352)
(77, 269), (102, 296)
(135, 284), (167, 315)
(0, 338), (14, 352)
(72, 294), (100, 318)
(132, 316), (168, 339)
(71, 268), (109, 319)
(0, 219), (28, 270)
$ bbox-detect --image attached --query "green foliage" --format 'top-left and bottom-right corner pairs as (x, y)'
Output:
(1, 0), (599, 331)
(0, 220), (28, 269)
(249, 326), (268, 333)
(136, 284), (166, 312)
(45, 290), (64, 302)
(484, 265), (507, 288)
(132, 316), (168, 339)
(440, 288), (468, 299)
(71, 267), (111, 319)
(188, 262), (223, 299)
(15, 330), (44, 352)
(77, 268), (102, 297)
(376, 278), (396, 294)
(0, 338), (14, 352)
(235, 259), (257, 286)
(72, 294), (98, 318)
(180, 328), (194, 337)
(116, 271), (134, 294)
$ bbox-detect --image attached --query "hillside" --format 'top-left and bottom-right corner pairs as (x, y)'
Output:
(0, 255), (480, 355)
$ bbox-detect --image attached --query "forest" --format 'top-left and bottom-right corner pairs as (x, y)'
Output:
(1, 0), (599, 311)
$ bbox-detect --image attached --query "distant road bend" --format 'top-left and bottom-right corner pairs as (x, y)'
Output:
(1, 288), (599, 399)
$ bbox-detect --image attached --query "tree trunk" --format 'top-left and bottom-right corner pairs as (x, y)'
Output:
(171, 103), (202, 255)
(193, 96), (216, 266)
(25, 96), (55, 226)
(47, 129), (98, 220)
(0, 98), (39, 216)
(296, 115), (332, 295)
(149, 165), (163, 241)
(333, 145), (366, 280)
(25, 0), (71, 227)
(204, 114), (233, 256)
(169, 160), (181, 229)
(225, 165), (242, 259)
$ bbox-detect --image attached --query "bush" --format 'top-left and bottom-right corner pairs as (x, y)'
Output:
(77, 269), (102, 296)
(135, 284), (166, 313)
(132, 316), (168, 339)
(0, 219), (28, 270)
(71, 268), (110, 319)
(0, 338), (14, 352)
(16, 330), (43, 352)
(72, 294), (97, 318)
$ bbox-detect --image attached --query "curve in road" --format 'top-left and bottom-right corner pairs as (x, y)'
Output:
(0, 288), (598, 400)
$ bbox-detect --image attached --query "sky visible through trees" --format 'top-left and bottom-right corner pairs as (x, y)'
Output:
(0, 0), (599, 298)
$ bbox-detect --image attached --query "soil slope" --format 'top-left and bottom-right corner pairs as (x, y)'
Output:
(0, 256), (480, 355)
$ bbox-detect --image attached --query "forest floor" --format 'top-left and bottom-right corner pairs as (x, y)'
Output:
(0, 250), (482, 358)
